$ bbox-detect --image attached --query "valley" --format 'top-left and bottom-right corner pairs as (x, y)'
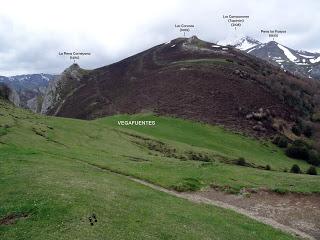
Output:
(0, 74), (56, 112)
(0, 98), (319, 239)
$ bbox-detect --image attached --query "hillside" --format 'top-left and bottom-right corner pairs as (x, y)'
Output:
(99, 114), (316, 171)
(41, 36), (320, 138)
(1, 98), (320, 239)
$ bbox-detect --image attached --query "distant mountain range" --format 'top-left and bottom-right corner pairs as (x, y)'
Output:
(218, 36), (320, 80)
(0, 74), (57, 112)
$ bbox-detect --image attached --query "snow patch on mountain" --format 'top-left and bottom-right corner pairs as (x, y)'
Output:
(299, 53), (315, 59)
(310, 56), (320, 64)
(237, 40), (257, 50)
(277, 44), (297, 62)
(218, 36), (260, 51)
(40, 74), (50, 81)
(221, 36), (320, 80)
(247, 43), (265, 53)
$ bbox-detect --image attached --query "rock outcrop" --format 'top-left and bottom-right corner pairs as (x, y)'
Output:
(0, 83), (20, 106)
(41, 64), (88, 115)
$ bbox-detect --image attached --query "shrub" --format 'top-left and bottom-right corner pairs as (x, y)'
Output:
(292, 139), (309, 147)
(278, 138), (288, 148)
(307, 150), (320, 166)
(236, 157), (246, 166)
(273, 188), (288, 194)
(286, 140), (320, 166)
(291, 124), (301, 136)
(290, 164), (301, 174)
(292, 120), (313, 138)
(285, 140), (310, 160)
(173, 178), (203, 192)
(272, 135), (288, 148)
(265, 165), (271, 170)
(188, 151), (212, 162)
(303, 125), (313, 138)
(306, 166), (317, 175)
(286, 145), (309, 160)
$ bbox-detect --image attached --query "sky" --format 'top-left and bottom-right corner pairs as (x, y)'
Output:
(0, 0), (319, 76)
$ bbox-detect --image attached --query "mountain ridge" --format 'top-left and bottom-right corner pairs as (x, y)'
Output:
(219, 36), (320, 80)
(40, 36), (320, 138)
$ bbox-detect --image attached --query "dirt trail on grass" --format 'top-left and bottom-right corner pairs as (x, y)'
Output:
(84, 162), (318, 240)
(129, 178), (318, 240)
(195, 189), (320, 240)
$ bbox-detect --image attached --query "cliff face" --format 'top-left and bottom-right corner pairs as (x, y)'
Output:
(41, 75), (60, 114)
(8, 88), (20, 107)
(0, 74), (56, 112)
(41, 64), (89, 115)
(0, 83), (20, 106)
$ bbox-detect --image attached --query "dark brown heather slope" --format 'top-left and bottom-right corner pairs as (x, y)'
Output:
(45, 36), (320, 136)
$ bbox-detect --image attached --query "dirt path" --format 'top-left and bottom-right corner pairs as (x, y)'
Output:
(129, 178), (317, 240)
(196, 188), (320, 240)
(83, 161), (318, 240)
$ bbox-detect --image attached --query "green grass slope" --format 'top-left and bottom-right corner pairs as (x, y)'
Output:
(0, 100), (319, 239)
(99, 114), (313, 171)
(1, 148), (296, 240)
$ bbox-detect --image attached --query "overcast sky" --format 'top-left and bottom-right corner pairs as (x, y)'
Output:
(0, 0), (319, 76)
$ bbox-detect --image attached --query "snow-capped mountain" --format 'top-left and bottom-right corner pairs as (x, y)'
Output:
(0, 73), (57, 112)
(218, 36), (261, 51)
(219, 36), (320, 80)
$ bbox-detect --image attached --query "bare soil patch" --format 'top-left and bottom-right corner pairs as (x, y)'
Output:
(0, 213), (29, 225)
(194, 189), (320, 239)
